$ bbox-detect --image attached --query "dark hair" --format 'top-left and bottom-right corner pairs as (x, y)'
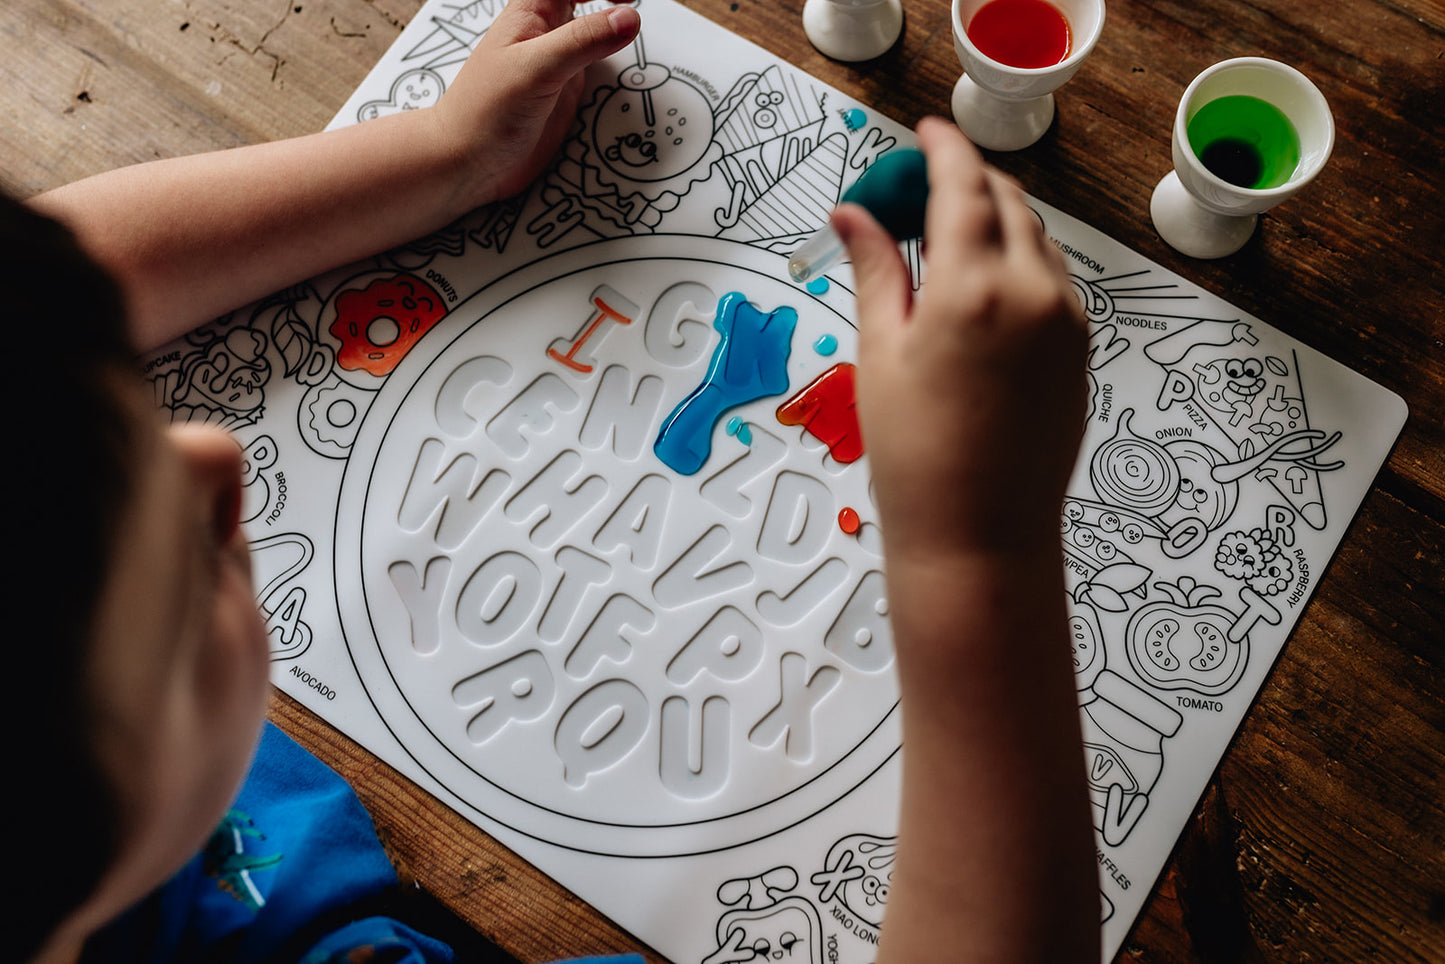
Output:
(1, 192), (138, 960)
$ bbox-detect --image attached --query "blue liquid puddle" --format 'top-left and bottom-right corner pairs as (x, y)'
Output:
(805, 276), (830, 295)
(654, 291), (797, 475)
(813, 333), (838, 356)
(843, 108), (867, 132)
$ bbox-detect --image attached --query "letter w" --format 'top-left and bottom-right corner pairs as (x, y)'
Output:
(398, 437), (510, 550)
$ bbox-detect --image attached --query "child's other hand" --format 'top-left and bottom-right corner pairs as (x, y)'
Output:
(836, 117), (1088, 564)
(434, 0), (641, 207)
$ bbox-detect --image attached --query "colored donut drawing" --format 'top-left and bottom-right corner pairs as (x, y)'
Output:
(329, 272), (448, 378)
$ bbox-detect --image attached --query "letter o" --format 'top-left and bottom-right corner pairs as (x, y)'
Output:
(456, 551), (543, 646)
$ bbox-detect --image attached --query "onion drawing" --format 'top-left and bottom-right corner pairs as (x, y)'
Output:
(1090, 409), (1179, 514)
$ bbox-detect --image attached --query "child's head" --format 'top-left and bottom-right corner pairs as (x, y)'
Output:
(4, 193), (272, 962)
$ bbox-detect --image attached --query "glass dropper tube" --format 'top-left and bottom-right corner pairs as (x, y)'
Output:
(788, 224), (847, 283)
(786, 147), (929, 286)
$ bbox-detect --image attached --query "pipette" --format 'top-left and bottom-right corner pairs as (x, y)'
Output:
(787, 147), (929, 284)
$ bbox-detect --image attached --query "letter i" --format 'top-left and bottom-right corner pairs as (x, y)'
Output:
(548, 285), (640, 374)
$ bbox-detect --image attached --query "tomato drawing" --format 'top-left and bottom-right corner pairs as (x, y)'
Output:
(1067, 599), (1106, 698)
(1125, 577), (1248, 695)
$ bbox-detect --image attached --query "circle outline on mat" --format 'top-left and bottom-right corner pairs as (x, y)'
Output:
(335, 235), (899, 857)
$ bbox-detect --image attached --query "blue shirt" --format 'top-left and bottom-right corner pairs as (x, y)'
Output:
(83, 724), (644, 964)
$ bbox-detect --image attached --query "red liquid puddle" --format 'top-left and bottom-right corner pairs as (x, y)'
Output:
(776, 362), (863, 464)
(967, 0), (1071, 69)
(838, 507), (861, 535)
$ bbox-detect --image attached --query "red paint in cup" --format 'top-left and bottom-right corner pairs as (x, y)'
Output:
(966, 0), (1072, 69)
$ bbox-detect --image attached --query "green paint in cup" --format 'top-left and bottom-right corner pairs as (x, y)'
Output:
(1187, 95), (1301, 189)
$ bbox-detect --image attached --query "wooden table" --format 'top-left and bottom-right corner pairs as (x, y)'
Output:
(4, 0), (1442, 961)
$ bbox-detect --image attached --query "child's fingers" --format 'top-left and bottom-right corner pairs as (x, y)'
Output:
(487, 0), (570, 41)
(914, 117), (1001, 265)
(986, 170), (1059, 270)
(987, 170), (1087, 326)
(500, 2), (640, 91)
(988, 170), (1056, 273)
(494, 0), (610, 35)
(985, 169), (1031, 247)
(538, 6), (641, 86)
(832, 202), (913, 337)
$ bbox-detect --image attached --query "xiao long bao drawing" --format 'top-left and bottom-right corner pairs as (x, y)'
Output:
(139, 1), (1405, 961)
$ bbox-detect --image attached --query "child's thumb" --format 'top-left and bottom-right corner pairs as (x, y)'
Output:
(525, 6), (641, 90)
(833, 203), (912, 333)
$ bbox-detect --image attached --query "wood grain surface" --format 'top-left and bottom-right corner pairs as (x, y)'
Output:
(3, 0), (1441, 961)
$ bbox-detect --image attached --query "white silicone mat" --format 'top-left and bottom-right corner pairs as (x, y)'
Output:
(141, 1), (1408, 959)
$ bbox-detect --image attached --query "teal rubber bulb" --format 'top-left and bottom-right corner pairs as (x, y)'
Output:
(788, 148), (929, 284)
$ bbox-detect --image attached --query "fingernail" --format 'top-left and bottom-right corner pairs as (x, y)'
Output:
(608, 6), (638, 33)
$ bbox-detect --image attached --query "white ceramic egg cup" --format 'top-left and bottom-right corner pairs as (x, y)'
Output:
(803, 0), (905, 62)
(949, 0), (1105, 151)
(1151, 57), (1334, 259)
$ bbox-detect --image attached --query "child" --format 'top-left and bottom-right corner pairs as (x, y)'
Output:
(9, 0), (1097, 959)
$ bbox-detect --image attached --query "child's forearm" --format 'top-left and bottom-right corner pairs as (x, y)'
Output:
(29, 108), (472, 351)
(27, 0), (642, 353)
(878, 546), (1100, 963)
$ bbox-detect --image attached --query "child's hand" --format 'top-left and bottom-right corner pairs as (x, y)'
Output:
(837, 122), (1099, 964)
(836, 117), (1088, 564)
(434, 0), (641, 207)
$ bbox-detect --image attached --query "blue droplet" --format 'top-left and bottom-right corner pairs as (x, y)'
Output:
(843, 108), (867, 132)
(654, 291), (798, 475)
(725, 416), (754, 445)
(805, 276), (830, 295)
(814, 334), (838, 356)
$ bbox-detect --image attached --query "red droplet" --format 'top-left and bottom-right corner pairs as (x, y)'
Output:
(775, 363), (863, 463)
(838, 507), (861, 535)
